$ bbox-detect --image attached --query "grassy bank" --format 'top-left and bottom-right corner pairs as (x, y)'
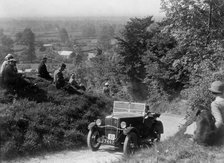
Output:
(119, 126), (224, 163)
(0, 78), (113, 160)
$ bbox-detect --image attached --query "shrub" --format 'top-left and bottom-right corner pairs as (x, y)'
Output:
(181, 68), (224, 118)
(0, 86), (113, 160)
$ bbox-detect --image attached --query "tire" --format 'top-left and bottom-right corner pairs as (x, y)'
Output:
(123, 132), (138, 155)
(87, 130), (101, 151)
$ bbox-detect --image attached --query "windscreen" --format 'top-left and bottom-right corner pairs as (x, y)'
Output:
(113, 101), (146, 115)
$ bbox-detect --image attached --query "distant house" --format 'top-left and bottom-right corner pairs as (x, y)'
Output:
(58, 51), (73, 59)
(91, 39), (98, 44)
(43, 44), (53, 47)
(110, 39), (117, 45)
(87, 52), (96, 60)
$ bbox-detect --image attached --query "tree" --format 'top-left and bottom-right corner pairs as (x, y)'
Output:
(116, 16), (155, 101)
(98, 25), (115, 50)
(0, 34), (14, 61)
(82, 23), (96, 38)
(72, 46), (87, 68)
(19, 28), (36, 62)
(14, 32), (23, 43)
(143, 32), (186, 100)
(90, 52), (121, 93)
(161, 0), (224, 46)
(59, 28), (69, 44)
(156, 0), (224, 100)
(161, 0), (224, 72)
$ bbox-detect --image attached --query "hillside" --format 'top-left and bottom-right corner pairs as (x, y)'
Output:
(0, 76), (113, 160)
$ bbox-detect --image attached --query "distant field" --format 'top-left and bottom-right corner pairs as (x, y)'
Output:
(17, 63), (76, 74)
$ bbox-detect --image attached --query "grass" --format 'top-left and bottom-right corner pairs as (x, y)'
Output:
(0, 76), (113, 161)
(117, 125), (224, 163)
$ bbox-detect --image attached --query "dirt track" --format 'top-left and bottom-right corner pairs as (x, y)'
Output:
(4, 113), (186, 163)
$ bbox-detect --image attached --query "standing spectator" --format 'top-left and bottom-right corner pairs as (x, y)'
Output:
(103, 82), (110, 96)
(38, 57), (53, 81)
(0, 53), (14, 75)
(208, 80), (224, 144)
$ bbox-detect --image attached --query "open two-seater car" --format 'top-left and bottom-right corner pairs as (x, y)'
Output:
(87, 101), (164, 155)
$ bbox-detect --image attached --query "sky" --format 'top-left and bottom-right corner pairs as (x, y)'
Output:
(0, 0), (164, 18)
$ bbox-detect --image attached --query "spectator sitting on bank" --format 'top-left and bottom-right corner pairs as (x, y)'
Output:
(54, 64), (82, 95)
(77, 78), (86, 91)
(207, 81), (224, 145)
(54, 63), (66, 89)
(79, 82), (86, 92)
(1, 59), (35, 94)
(69, 74), (86, 91)
(38, 57), (53, 81)
(0, 53), (14, 75)
(103, 82), (110, 96)
(69, 73), (79, 88)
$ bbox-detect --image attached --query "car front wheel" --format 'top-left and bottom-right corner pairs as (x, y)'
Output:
(123, 132), (138, 155)
(87, 130), (101, 151)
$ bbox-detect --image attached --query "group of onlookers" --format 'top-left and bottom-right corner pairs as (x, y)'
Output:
(38, 56), (110, 96)
(0, 54), (85, 95)
(0, 53), (111, 96)
(38, 57), (85, 94)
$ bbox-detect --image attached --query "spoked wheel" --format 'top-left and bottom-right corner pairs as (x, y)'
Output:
(87, 130), (101, 151)
(123, 132), (138, 155)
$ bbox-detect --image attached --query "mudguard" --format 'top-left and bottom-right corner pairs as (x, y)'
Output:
(154, 120), (164, 134)
(88, 122), (105, 135)
(88, 122), (97, 130)
(123, 127), (139, 135)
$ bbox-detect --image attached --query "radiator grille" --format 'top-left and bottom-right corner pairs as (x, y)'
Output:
(105, 117), (119, 139)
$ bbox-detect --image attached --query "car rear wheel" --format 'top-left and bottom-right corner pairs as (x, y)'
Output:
(87, 130), (101, 151)
(123, 132), (138, 155)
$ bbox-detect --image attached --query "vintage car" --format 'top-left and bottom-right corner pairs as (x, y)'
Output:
(87, 101), (164, 155)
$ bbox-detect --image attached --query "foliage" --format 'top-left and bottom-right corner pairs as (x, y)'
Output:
(82, 23), (96, 38)
(143, 0), (224, 102)
(182, 64), (224, 117)
(0, 31), (14, 61)
(161, 0), (224, 45)
(144, 31), (179, 101)
(15, 28), (36, 62)
(0, 78), (113, 160)
(120, 130), (222, 163)
(116, 16), (155, 101)
(72, 46), (87, 68)
(97, 24), (115, 50)
(89, 51), (126, 98)
(58, 28), (69, 44)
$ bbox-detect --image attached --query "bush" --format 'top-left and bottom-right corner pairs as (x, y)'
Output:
(0, 84), (113, 160)
(181, 69), (224, 118)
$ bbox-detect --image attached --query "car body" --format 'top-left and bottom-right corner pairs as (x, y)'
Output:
(87, 101), (164, 155)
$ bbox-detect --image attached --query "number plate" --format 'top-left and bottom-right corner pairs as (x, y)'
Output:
(108, 134), (115, 140)
(100, 138), (114, 145)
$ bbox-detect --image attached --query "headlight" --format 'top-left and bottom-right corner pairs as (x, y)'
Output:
(120, 121), (126, 129)
(96, 119), (102, 126)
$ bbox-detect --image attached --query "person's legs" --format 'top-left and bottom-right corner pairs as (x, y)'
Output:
(64, 84), (83, 95)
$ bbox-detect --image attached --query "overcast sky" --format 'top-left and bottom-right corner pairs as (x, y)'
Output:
(0, 0), (163, 18)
